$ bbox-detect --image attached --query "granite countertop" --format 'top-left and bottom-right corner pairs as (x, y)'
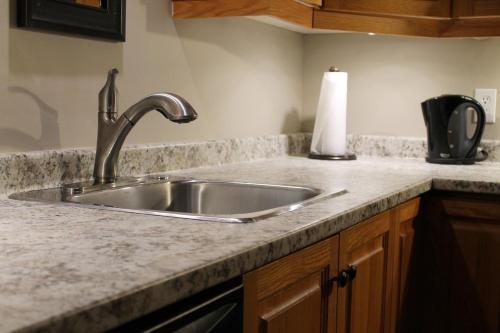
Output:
(1, 156), (500, 333)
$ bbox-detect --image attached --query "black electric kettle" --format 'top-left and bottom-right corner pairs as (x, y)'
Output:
(421, 95), (487, 164)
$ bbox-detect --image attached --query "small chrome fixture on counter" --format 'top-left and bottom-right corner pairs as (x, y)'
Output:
(93, 68), (198, 183)
(309, 66), (356, 161)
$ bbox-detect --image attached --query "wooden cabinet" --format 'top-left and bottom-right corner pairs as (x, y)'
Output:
(171, 0), (500, 37)
(336, 198), (420, 333)
(323, 0), (451, 17)
(317, 0), (500, 37)
(390, 198), (421, 333)
(172, 0), (500, 37)
(243, 236), (339, 333)
(454, 0), (500, 16)
(171, 0), (314, 28)
(419, 192), (500, 333)
(244, 198), (421, 333)
(337, 211), (394, 333)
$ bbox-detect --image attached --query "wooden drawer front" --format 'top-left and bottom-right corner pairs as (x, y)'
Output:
(439, 194), (500, 221)
(323, 0), (452, 17)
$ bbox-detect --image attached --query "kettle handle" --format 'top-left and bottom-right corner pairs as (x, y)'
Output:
(453, 100), (485, 158)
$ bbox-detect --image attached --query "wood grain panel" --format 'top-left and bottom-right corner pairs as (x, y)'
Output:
(172, 0), (500, 37)
(337, 211), (393, 333)
(260, 274), (322, 333)
(172, 0), (314, 27)
(419, 193), (500, 333)
(389, 198), (420, 333)
(298, 0), (323, 7)
(270, 0), (315, 26)
(313, 9), (448, 37)
(250, 238), (334, 301)
(448, 219), (500, 333)
(440, 196), (500, 219)
(244, 236), (339, 333)
(323, 0), (451, 17)
(454, 0), (500, 16)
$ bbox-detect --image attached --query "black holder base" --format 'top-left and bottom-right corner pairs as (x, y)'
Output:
(308, 152), (357, 161)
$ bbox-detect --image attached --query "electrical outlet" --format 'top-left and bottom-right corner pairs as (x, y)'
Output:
(475, 88), (497, 124)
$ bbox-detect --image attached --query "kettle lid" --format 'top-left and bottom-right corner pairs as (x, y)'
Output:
(421, 94), (475, 105)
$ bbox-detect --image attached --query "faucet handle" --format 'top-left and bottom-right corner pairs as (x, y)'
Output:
(99, 68), (119, 116)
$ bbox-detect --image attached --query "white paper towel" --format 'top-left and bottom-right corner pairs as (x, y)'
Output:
(310, 70), (348, 156)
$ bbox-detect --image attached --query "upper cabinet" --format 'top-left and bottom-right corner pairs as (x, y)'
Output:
(317, 0), (500, 37)
(171, 0), (314, 28)
(454, 0), (500, 16)
(171, 0), (500, 37)
(322, 0), (452, 18)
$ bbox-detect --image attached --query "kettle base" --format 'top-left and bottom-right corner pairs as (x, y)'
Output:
(425, 157), (477, 165)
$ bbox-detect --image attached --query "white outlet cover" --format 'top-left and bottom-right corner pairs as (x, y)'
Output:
(475, 88), (497, 124)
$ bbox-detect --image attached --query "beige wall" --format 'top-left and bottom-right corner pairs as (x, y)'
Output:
(0, 0), (303, 152)
(5, 1), (500, 154)
(303, 33), (500, 139)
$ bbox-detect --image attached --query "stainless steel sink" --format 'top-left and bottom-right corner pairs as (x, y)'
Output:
(10, 176), (346, 223)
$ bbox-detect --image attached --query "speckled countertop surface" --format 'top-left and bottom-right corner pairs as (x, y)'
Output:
(1, 156), (500, 333)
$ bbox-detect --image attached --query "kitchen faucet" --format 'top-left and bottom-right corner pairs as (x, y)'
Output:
(93, 68), (197, 184)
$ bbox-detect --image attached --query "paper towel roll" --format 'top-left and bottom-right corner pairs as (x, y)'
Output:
(310, 70), (348, 156)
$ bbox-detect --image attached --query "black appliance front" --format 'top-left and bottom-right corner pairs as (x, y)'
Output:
(421, 95), (486, 164)
(110, 277), (243, 333)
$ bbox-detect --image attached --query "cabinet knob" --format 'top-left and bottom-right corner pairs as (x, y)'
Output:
(334, 270), (349, 287)
(332, 265), (357, 288)
(346, 265), (357, 281)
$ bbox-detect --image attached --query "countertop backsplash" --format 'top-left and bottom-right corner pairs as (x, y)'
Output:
(1, 132), (499, 195)
(0, 133), (311, 195)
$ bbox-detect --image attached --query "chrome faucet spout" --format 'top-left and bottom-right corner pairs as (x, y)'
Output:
(123, 93), (197, 124)
(93, 69), (197, 184)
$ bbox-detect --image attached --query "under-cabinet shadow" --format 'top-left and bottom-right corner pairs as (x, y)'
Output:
(0, 87), (61, 151)
(281, 108), (301, 134)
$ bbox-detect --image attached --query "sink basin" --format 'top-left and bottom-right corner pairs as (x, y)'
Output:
(10, 176), (346, 223)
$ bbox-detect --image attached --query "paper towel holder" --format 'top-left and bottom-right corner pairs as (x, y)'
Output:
(308, 152), (357, 160)
(308, 66), (357, 161)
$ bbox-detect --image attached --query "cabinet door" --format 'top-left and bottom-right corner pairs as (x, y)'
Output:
(454, 0), (500, 16)
(243, 236), (339, 333)
(444, 195), (500, 333)
(420, 193), (500, 333)
(323, 0), (452, 17)
(389, 198), (421, 333)
(337, 211), (395, 333)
